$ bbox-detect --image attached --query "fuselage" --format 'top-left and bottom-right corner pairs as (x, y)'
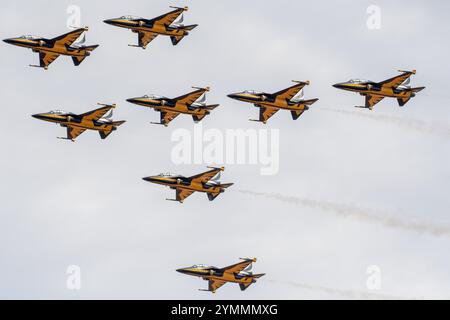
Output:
(3, 37), (90, 58)
(227, 92), (310, 111)
(176, 266), (256, 286)
(333, 81), (415, 99)
(127, 97), (210, 116)
(142, 175), (223, 194)
(103, 18), (188, 37)
(32, 112), (116, 132)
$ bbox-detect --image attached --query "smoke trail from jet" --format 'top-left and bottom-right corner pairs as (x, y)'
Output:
(238, 190), (450, 237)
(267, 280), (416, 300)
(321, 107), (450, 139)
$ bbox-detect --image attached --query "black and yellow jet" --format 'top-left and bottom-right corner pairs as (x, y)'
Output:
(143, 167), (233, 203)
(333, 70), (425, 110)
(127, 86), (219, 126)
(32, 103), (125, 141)
(227, 81), (318, 124)
(103, 6), (197, 49)
(177, 258), (265, 293)
(3, 27), (98, 70)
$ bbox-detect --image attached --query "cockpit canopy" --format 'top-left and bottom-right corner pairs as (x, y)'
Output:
(192, 264), (214, 269)
(20, 35), (40, 40)
(243, 90), (262, 95)
(158, 172), (180, 177)
(143, 94), (164, 100)
(49, 110), (72, 115)
(348, 79), (369, 84)
(120, 15), (142, 20)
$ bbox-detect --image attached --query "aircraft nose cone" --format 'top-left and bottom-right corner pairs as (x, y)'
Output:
(176, 268), (188, 274)
(126, 98), (137, 104)
(142, 176), (157, 183)
(3, 38), (15, 45)
(227, 93), (239, 99)
(32, 113), (44, 120)
(333, 83), (345, 89)
(103, 19), (113, 25)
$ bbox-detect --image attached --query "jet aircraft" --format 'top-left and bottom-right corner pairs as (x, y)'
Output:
(177, 258), (265, 293)
(127, 86), (219, 126)
(333, 70), (425, 110)
(3, 27), (98, 69)
(142, 166), (233, 203)
(227, 81), (318, 124)
(103, 6), (197, 49)
(32, 103), (125, 141)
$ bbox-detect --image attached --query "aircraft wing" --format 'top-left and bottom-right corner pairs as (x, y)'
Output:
(176, 188), (195, 202)
(66, 126), (86, 140)
(208, 279), (227, 293)
(221, 259), (254, 275)
(152, 7), (186, 27)
(52, 28), (87, 47)
(174, 88), (208, 106)
(257, 105), (279, 123)
(160, 110), (180, 125)
(273, 82), (308, 101)
(79, 105), (115, 121)
(189, 167), (223, 183)
(380, 70), (415, 88)
(365, 94), (384, 109)
(138, 31), (158, 48)
(39, 52), (60, 69)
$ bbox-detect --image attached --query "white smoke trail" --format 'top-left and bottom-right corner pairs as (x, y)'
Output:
(267, 280), (416, 300)
(321, 107), (450, 139)
(238, 190), (450, 237)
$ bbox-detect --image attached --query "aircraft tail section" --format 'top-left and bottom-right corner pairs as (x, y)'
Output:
(398, 87), (425, 107)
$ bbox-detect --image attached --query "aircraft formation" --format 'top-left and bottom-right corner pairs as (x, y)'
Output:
(3, 5), (426, 294)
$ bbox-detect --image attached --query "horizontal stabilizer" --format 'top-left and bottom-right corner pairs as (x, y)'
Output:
(303, 98), (319, 106)
(99, 130), (113, 139)
(170, 35), (185, 45)
(112, 120), (126, 126)
(412, 86), (425, 93)
(83, 44), (99, 51)
(181, 24), (198, 31)
(397, 97), (411, 107)
(207, 192), (220, 201)
(192, 114), (207, 123)
(291, 110), (304, 120)
(72, 56), (86, 66)
(220, 183), (234, 189)
(204, 104), (220, 110)
(239, 283), (252, 291)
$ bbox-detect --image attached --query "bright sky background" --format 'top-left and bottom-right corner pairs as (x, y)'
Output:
(1, 0), (449, 299)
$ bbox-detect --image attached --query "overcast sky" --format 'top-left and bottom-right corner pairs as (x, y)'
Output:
(1, 0), (450, 299)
